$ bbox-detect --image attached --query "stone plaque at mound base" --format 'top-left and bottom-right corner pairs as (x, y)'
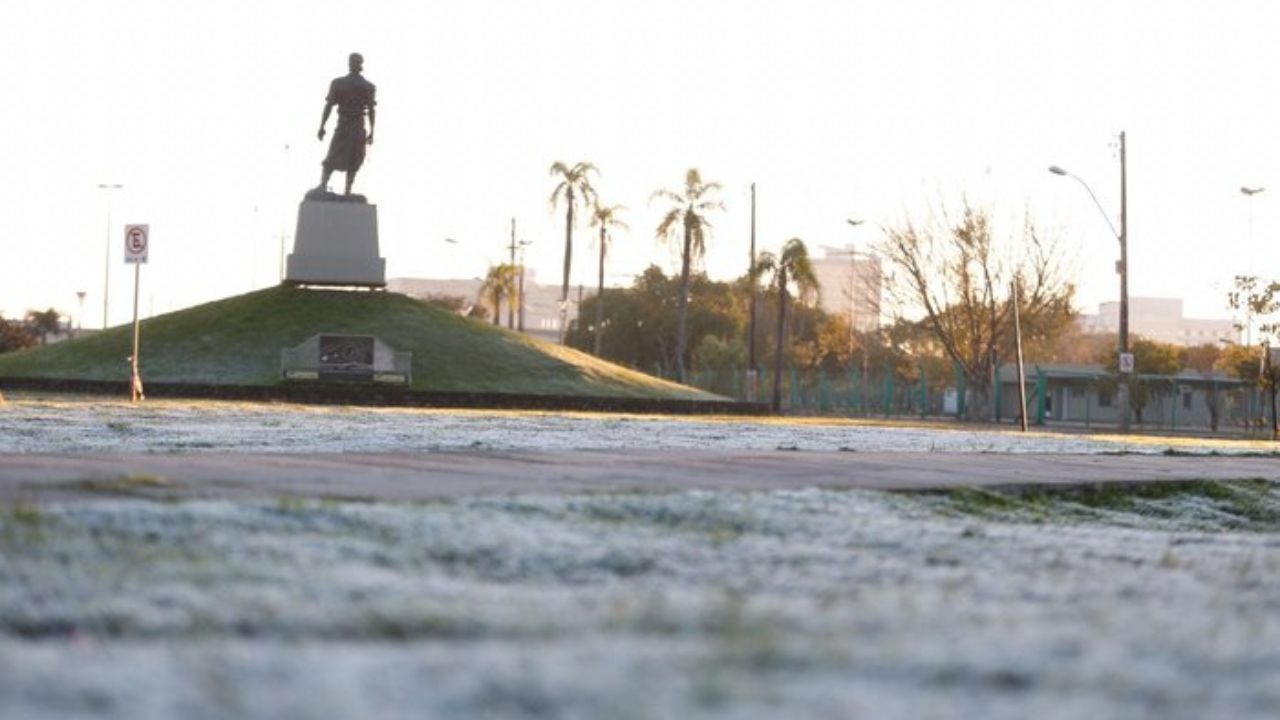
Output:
(285, 199), (386, 287)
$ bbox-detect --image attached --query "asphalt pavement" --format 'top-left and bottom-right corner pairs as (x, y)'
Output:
(2, 449), (1278, 503)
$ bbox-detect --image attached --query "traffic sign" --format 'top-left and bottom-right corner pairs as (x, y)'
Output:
(1118, 352), (1135, 374)
(124, 224), (149, 263)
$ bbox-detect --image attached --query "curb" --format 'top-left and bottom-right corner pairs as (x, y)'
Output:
(0, 376), (769, 416)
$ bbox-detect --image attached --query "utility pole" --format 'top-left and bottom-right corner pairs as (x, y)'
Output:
(746, 182), (758, 401)
(1117, 131), (1131, 433)
(507, 217), (517, 329)
(1012, 280), (1028, 432)
(1048, 131), (1132, 433)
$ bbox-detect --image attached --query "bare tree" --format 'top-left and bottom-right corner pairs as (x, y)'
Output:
(879, 200), (1075, 420)
(1228, 275), (1280, 439)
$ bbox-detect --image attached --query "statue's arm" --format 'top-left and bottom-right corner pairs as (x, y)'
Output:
(367, 104), (376, 145)
(317, 101), (334, 141)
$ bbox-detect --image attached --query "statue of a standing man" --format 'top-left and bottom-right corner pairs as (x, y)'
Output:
(316, 53), (377, 197)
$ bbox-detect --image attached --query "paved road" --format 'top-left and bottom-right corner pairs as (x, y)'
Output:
(2, 450), (1278, 503)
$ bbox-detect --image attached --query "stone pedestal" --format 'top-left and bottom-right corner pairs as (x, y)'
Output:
(285, 200), (386, 287)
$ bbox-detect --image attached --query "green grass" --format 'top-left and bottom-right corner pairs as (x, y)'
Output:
(55, 475), (178, 498)
(0, 286), (720, 400)
(920, 480), (1280, 531)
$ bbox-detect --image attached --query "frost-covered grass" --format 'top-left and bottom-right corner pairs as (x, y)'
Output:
(3, 396), (1278, 455)
(2, 485), (1279, 719)
(3, 397), (1278, 716)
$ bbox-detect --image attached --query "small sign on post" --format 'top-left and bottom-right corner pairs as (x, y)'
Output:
(124, 224), (149, 402)
(1118, 352), (1135, 374)
(124, 224), (149, 263)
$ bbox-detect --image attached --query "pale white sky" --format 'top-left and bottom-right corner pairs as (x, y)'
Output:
(3, 0), (1277, 328)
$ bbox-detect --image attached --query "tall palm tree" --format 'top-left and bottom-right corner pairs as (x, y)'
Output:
(548, 161), (598, 342)
(652, 168), (724, 382)
(756, 238), (819, 412)
(479, 263), (517, 327)
(589, 202), (628, 356)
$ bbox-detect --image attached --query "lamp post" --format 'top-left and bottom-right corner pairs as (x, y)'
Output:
(844, 218), (865, 374)
(844, 218), (883, 415)
(75, 291), (86, 335)
(97, 183), (123, 329)
(1050, 130), (1130, 432)
(746, 182), (758, 401)
(1240, 186), (1266, 345)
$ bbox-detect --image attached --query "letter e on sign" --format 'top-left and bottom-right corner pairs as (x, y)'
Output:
(124, 224), (149, 264)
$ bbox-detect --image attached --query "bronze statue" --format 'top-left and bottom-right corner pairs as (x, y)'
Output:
(315, 53), (377, 197)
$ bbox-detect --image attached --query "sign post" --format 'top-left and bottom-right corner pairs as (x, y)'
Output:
(124, 224), (149, 403)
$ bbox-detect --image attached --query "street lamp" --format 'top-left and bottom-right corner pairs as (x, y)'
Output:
(1049, 130), (1131, 432)
(846, 219), (870, 414)
(1240, 186), (1266, 344)
(97, 183), (123, 329)
(844, 219), (865, 350)
(75, 291), (86, 335)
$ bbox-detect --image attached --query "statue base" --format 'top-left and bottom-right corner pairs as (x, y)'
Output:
(285, 199), (386, 287)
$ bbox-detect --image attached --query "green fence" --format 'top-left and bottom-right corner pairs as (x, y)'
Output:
(669, 364), (959, 419)
(666, 362), (1278, 435)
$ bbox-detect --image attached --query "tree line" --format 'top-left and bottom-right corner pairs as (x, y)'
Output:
(530, 159), (1279, 425)
(0, 309), (65, 353)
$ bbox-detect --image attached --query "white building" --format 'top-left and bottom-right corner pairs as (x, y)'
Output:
(809, 245), (883, 332)
(1078, 298), (1238, 347)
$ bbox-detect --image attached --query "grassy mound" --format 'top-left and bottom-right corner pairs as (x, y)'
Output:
(0, 286), (720, 400)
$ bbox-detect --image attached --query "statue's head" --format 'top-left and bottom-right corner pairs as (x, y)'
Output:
(348, 53), (364, 73)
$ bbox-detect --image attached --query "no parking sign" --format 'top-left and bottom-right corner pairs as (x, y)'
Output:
(124, 224), (149, 263)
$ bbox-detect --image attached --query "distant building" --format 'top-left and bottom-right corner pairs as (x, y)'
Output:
(994, 362), (1250, 430)
(1077, 297), (1238, 346)
(388, 269), (578, 344)
(809, 245), (883, 332)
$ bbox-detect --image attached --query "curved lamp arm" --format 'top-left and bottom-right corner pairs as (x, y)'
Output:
(1049, 166), (1120, 242)
(1049, 165), (1121, 240)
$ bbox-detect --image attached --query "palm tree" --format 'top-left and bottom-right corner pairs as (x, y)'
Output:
(548, 161), (598, 342)
(652, 168), (724, 382)
(589, 202), (628, 356)
(756, 238), (819, 413)
(479, 264), (517, 327)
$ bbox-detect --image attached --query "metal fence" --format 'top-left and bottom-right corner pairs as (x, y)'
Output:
(665, 364), (955, 419)
(667, 363), (1277, 436)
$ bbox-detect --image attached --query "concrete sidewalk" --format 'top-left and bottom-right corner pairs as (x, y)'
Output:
(2, 450), (1278, 503)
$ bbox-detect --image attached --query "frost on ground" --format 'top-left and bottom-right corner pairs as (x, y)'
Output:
(2, 484), (1279, 720)
(2, 397), (1278, 455)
